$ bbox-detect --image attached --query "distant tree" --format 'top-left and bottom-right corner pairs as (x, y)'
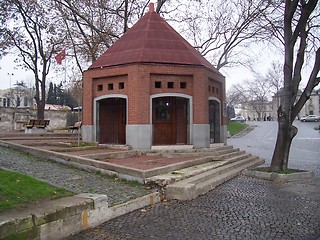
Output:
(0, 0), (66, 119)
(47, 81), (77, 108)
(228, 73), (273, 120)
(227, 105), (236, 120)
(226, 86), (244, 120)
(46, 82), (55, 104)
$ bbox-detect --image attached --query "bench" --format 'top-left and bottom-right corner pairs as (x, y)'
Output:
(26, 119), (50, 129)
(68, 121), (82, 133)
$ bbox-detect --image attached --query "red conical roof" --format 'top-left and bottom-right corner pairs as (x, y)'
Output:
(89, 5), (218, 73)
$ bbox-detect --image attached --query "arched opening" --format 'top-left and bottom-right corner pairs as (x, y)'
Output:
(209, 99), (221, 143)
(152, 96), (189, 145)
(97, 98), (126, 144)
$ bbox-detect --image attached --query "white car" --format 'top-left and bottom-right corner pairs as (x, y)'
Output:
(300, 115), (320, 122)
(230, 116), (246, 123)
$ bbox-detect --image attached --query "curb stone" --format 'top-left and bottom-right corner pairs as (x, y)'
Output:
(242, 168), (314, 182)
(0, 192), (161, 240)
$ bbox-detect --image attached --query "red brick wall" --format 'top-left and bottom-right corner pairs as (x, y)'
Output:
(82, 63), (226, 126)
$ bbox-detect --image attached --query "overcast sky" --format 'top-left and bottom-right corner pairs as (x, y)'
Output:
(0, 52), (270, 91)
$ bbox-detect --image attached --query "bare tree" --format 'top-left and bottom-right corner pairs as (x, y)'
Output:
(166, 0), (275, 70)
(269, 0), (320, 170)
(229, 74), (273, 120)
(52, 0), (169, 75)
(1, 0), (65, 119)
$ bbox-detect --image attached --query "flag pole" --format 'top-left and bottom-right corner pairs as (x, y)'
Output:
(64, 50), (67, 84)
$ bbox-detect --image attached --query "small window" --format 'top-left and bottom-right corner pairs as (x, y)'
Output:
(216, 88), (219, 94)
(119, 82), (124, 89)
(17, 96), (20, 107)
(167, 82), (174, 88)
(97, 85), (103, 91)
(180, 82), (187, 89)
(155, 99), (171, 121)
(155, 81), (162, 88)
(108, 83), (113, 90)
(24, 96), (28, 107)
(208, 86), (211, 92)
(212, 87), (215, 93)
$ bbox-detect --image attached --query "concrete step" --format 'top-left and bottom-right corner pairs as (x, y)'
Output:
(192, 156), (260, 184)
(165, 156), (264, 201)
(145, 152), (252, 186)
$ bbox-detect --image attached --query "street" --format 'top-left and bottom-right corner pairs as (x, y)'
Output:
(65, 121), (320, 240)
(229, 121), (320, 176)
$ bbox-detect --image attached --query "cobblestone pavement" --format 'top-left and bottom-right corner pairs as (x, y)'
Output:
(65, 122), (320, 240)
(65, 175), (320, 240)
(0, 146), (153, 206)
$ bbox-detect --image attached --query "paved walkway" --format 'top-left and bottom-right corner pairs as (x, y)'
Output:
(0, 146), (153, 206)
(64, 175), (320, 240)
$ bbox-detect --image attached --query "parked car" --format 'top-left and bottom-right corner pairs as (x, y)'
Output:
(300, 115), (320, 122)
(230, 116), (246, 123)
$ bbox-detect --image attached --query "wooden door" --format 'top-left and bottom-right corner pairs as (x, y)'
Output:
(152, 97), (188, 145)
(99, 98), (126, 144)
(209, 100), (220, 143)
(176, 97), (188, 144)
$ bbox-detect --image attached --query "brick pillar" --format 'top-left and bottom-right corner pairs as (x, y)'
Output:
(82, 71), (94, 142)
(192, 70), (210, 148)
(126, 65), (152, 149)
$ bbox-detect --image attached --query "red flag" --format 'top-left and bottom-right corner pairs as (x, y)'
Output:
(55, 49), (66, 64)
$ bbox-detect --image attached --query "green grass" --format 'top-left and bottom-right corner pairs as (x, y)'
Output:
(0, 169), (73, 212)
(227, 122), (248, 136)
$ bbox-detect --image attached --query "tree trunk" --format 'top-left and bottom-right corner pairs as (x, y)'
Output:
(37, 99), (45, 120)
(271, 106), (297, 170)
(34, 76), (45, 120)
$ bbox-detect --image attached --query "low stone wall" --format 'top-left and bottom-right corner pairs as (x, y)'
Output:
(0, 107), (81, 132)
(0, 192), (161, 240)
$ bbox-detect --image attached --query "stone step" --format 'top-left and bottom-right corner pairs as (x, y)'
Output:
(195, 157), (263, 196)
(145, 145), (234, 158)
(217, 149), (244, 160)
(145, 152), (252, 186)
(165, 156), (264, 201)
(192, 156), (259, 184)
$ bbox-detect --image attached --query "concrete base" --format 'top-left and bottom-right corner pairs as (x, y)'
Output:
(192, 124), (210, 148)
(81, 125), (95, 142)
(221, 125), (227, 144)
(126, 124), (151, 149)
(25, 128), (47, 134)
(242, 168), (314, 182)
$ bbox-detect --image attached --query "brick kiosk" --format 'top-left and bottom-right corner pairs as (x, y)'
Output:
(82, 3), (226, 149)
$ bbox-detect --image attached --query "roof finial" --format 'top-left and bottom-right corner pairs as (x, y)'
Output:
(149, 2), (155, 12)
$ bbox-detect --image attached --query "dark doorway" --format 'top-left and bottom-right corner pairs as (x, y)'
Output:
(98, 98), (126, 144)
(152, 97), (188, 145)
(209, 100), (220, 143)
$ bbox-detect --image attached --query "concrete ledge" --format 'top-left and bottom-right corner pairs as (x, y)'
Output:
(24, 128), (48, 134)
(242, 168), (314, 182)
(0, 192), (161, 240)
